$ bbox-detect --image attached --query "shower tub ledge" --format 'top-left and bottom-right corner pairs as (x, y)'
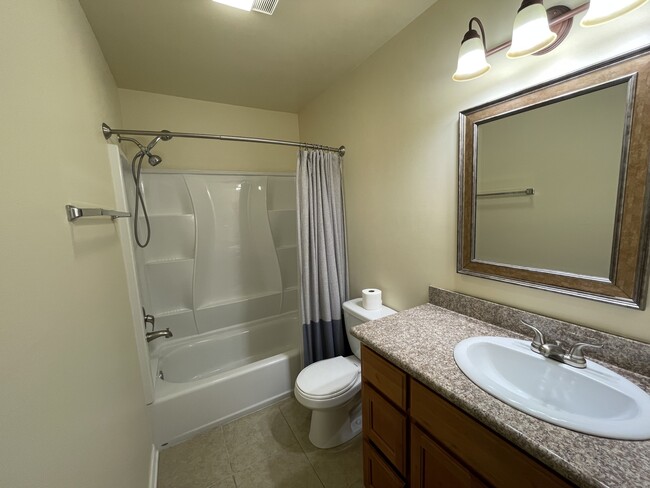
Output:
(150, 312), (301, 447)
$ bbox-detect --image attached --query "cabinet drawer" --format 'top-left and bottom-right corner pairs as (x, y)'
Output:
(363, 440), (405, 488)
(411, 425), (487, 488)
(362, 345), (407, 409)
(363, 383), (407, 475)
(410, 380), (575, 488)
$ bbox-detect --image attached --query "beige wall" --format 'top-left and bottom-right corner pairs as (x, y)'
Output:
(118, 89), (299, 172)
(0, 2), (152, 487)
(299, 0), (650, 342)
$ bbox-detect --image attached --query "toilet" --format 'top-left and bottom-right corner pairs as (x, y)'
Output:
(294, 298), (396, 448)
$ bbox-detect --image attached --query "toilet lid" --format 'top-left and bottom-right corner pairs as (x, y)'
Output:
(296, 356), (360, 399)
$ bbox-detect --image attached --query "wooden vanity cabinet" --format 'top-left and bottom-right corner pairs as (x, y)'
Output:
(410, 380), (575, 488)
(411, 424), (488, 488)
(360, 345), (576, 488)
(362, 346), (408, 487)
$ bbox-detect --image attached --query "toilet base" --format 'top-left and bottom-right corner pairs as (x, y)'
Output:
(308, 396), (362, 449)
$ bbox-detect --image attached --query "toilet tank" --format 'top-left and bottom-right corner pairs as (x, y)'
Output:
(343, 298), (397, 358)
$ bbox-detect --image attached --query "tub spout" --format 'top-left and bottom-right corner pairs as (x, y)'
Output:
(146, 328), (173, 343)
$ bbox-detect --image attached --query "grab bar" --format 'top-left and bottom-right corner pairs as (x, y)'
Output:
(477, 187), (535, 198)
(66, 205), (131, 222)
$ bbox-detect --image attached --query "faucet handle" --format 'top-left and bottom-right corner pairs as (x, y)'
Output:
(143, 313), (155, 331)
(565, 342), (604, 368)
(520, 320), (546, 353)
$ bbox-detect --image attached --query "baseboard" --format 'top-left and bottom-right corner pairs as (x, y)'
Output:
(149, 444), (159, 488)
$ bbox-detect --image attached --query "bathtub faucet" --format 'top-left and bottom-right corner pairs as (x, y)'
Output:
(146, 328), (173, 343)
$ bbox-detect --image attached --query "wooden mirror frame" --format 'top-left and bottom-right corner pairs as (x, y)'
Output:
(458, 46), (650, 309)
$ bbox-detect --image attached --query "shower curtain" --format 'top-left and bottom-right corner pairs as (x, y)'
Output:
(297, 148), (349, 366)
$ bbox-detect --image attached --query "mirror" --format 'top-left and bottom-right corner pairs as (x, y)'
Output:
(458, 47), (650, 309)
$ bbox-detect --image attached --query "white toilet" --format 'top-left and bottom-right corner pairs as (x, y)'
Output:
(294, 298), (396, 448)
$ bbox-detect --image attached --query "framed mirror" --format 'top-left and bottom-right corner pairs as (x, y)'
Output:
(458, 46), (650, 309)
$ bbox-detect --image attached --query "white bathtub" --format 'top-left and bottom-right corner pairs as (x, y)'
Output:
(150, 312), (301, 447)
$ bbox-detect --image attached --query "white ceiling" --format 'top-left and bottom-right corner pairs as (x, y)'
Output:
(79, 0), (439, 113)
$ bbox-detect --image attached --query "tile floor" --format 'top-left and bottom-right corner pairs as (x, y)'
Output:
(157, 397), (363, 488)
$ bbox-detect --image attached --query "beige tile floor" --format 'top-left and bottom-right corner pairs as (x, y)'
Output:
(157, 397), (363, 488)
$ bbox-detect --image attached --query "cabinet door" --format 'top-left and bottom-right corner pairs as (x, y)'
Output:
(363, 383), (407, 474)
(363, 440), (405, 488)
(362, 346), (408, 410)
(411, 425), (488, 488)
(410, 380), (575, 488)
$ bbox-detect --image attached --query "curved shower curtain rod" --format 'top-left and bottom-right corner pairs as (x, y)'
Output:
(102, 123), (346, 156)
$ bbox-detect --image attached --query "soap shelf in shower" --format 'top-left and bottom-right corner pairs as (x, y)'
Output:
(66, 204), (131, 222)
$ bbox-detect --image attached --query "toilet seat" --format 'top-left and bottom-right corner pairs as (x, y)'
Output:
(295, 356), (361, 409)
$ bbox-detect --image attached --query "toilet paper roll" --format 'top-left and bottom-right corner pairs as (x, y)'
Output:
(362, 289), (382, 310)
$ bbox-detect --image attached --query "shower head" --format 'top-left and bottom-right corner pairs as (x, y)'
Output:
(147, 136), (163, 152)
(143, 130), (171, 166)
(148, 154), (163, 166)
(117, 132), (170, 167)
(146, 130), (172, 151)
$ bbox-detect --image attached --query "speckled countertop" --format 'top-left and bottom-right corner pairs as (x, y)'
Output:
(351, 302), (650, 488)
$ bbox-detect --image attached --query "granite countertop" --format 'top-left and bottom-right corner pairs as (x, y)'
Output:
(351, 303), (650, 488)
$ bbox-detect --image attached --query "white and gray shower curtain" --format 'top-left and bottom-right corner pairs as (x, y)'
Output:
(297, 148), (349, 366)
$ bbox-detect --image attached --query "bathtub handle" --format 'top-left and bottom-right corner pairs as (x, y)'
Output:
(144, 312), (155, 331)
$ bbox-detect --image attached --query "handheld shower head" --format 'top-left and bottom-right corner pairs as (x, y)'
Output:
(144, 130), (171, 166)
(146, 130), (172, 152)
(118, 132), (170, 167)
(148, 154), (163, 166)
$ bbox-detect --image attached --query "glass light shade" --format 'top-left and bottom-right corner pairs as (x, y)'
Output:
(212, 0), (255, 11)
(581, 0), (649, 27)
(453, 37), (491, 82)
(507, 3), (557, 58)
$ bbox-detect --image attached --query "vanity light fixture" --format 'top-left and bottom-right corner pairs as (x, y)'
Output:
(453, 0), (648, 81)
(507, 1), (558, 58)
(581, 0), (649, 27)
(453, 18), (491, 82)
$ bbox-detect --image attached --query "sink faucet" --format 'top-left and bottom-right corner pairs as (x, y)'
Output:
(521, 320), (602, 368)
(146, 328), (173, 343)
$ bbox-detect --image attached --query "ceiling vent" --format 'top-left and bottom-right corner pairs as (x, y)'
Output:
(253, 0), (278, 15)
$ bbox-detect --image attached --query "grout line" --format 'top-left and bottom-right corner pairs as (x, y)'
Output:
(277, 400), (328, 488)
(219, 424), (236, 479)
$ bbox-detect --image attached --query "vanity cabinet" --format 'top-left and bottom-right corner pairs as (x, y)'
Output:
(362, 346), (407, 487)
(411, 424), (487, 488)
(360, 345), (576, 488)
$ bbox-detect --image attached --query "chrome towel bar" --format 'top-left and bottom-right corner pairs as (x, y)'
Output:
(477, 187), (535, 198)
(66, 205), (131, 222)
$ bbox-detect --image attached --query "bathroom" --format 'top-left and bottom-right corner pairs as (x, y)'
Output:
(2, 0), (650, 487)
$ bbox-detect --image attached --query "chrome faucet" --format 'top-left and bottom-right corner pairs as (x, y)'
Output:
(146, 328), (173, 343)
(521, 320), (602, 369)
(142, 309), (172, 342)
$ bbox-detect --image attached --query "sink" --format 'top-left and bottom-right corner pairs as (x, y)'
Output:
(453, 336), (650, 440)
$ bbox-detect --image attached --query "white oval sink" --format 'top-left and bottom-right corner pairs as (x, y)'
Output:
(453, 336), (650, 440)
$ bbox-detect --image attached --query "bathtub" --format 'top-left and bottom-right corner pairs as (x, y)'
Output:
(150, 312), (302, 447)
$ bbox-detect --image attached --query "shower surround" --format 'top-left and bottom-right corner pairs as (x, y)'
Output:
(133, 170), (301, 446)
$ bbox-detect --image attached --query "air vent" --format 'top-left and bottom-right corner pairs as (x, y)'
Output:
(252, 0), (278, 15)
